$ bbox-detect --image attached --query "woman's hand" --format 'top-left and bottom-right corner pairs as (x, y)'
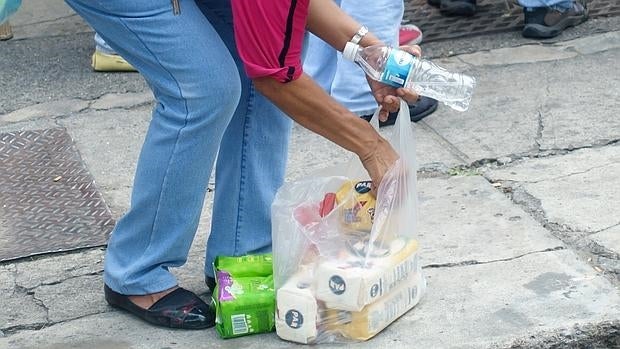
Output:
(368, 44), (422, 122)
(358, 135), (399, 196)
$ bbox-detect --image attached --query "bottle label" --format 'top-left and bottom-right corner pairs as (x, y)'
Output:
(380, 49), (414, 88)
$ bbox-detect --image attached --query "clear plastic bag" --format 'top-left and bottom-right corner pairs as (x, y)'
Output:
(0, 0), (21, 24)
(272, 100), (425, 344)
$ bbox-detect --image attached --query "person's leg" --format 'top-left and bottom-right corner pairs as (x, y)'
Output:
(331, 0), (437, 125)
(519, 0), (587, 38)
(194, 0), (293, 278)
(331, 0), (404, 117)
(519, 0), (573, 8)
(65, 0), (242, 295)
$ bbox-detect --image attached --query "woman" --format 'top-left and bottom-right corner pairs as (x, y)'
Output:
(65, 0), (420, 329)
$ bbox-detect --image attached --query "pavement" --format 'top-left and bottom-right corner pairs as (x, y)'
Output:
(1, 1), (619, 348)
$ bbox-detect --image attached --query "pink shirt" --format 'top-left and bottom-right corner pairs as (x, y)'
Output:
(232, 0), (309, 83)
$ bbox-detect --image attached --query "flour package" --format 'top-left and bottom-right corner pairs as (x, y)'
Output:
(272, 100), (425, 344)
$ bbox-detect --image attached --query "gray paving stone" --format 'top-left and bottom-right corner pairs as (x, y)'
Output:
(459, 44), (578, 67)
(0, 294), (47, 332)
(34, 275), (109, 323)
(424, 49), (619, 162)
(539, 50), (620, 151)
(485, 145), (620, 233)
(557, 31), (620, 55)
(9, 0), (91, 40)
(423, 63), (542, 161)
(90, 92), (153, 111)
(589, 225), (620, 257)
(14, 249), (104, 290)
(58, 107), (151, 217)
(418, 175), (563, 265)
(0, 99), (90, 126)
(0, 265), (14, 292)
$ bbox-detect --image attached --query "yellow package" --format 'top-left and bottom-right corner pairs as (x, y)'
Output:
(324, 272), (425, 341)
(336, 180), (376, 232)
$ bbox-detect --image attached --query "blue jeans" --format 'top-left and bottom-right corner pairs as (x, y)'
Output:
(518, 0), (573, 9)
(65, 0), (292, 295)
(304, 0), (403, 116)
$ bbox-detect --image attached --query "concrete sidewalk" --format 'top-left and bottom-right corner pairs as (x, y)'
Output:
(1, 1), (619, 348)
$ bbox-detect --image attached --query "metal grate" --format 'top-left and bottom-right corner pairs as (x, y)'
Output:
(404, 0), (620, 42)
(0, 128), (115, 262)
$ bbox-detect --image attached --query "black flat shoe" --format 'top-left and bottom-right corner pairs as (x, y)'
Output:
(104, 284), (215, 329)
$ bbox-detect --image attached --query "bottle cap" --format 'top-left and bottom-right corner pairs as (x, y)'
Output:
(342, 42), (360, 62)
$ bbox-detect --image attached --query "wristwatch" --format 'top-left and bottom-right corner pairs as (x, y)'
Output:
(350, 25), (368, 45)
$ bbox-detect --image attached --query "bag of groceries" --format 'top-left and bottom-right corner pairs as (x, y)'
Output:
(272, 100), (425, 344)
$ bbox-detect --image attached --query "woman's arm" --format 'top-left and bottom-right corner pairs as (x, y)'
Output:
(253, 74), (398, 191)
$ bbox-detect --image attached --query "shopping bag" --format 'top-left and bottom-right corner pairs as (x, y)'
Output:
(272, 99), (425, 344)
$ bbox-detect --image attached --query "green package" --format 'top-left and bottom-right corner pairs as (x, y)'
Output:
(213, 254), (275, 339)
(214, 253), (273, 277)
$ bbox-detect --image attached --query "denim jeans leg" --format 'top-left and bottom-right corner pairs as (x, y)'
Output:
(195, 0), (293, 278)
(303, 0), (404, 116)
(65, 0), (242, 294)
(330, 0), (404, 116)
(518, 0), (573, 8)
(303, 0), (342, 93)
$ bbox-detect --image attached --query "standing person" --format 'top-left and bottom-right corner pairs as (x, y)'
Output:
(305, 0), (438, 128)
(64, 0), (420, 329)
(427, 0), (588, 39)
(520, 0), (588, 38)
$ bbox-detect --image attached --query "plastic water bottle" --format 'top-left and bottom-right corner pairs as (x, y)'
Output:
(343, 42), (476, 112)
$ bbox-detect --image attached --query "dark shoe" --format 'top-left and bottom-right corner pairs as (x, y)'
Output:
(441, 0), (476, 16)
(427, 0), (441, 7)
(522, 1), (588, 39)
(206, 276), (216, 292)
(361, 97), (438, 128)
(104, 284), (215, 329)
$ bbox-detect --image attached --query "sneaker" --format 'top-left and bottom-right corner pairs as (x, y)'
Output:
(399, 24), (423, 46)
(91, 50), (137, 72)
(441, 0), (477, 16)
(522, 1), (588, 39)
(361, 96), (439, 127)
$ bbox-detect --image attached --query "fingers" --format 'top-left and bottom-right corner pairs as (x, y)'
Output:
(396, 87), (419, 104)
(399, 44), (422, 57)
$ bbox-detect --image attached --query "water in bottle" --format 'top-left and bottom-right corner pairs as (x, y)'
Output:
(343, 42), (476, 111)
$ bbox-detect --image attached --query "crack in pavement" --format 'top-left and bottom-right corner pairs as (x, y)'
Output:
(587, 222), (620, 236)
(521, 161), (620, 184)
(12, 14), (80, 29)
(1, 310), (115, 337)
(416, 120), (472, 164)
(422, 246), (565, 269)
(535, 110), (544, 151)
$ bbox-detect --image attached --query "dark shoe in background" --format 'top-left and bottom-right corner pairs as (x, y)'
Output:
(361, 96), (439, 128)
(440, 0), (477, 16)
(104, 284), (215, 329)
(522, 0), (588, 38)
(206, 276), (216, 293)
(427, 0), (441, 7)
